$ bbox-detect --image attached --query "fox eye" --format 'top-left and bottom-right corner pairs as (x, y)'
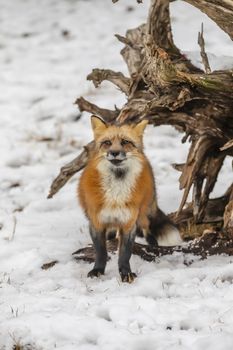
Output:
(101, 140), (112, 147)
(121, 139), (132, 146)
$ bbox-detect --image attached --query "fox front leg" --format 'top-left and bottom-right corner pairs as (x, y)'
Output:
(118, 226), (137, 283)
(87, 226), (107, 278)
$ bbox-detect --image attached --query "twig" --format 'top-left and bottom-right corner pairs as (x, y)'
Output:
(220, 139), (233, 151)
(41, 260), (58, 270)
(115, 34), (132, 46)
(198, 23), (211, 74)
(75, 97), (118, 122)
(47, 142), (95, 199)
(11, 216), (17, 241)
(87, 69), (131, 95)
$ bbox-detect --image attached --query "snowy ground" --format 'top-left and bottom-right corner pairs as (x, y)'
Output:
(0, 0), (233, 349)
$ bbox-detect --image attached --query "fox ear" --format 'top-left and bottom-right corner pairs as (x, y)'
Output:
(133, 120), (148, 136)
(91, 115), (107, 138)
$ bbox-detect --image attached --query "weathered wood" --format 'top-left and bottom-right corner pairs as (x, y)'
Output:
(198, 23), (211, 74)
(221, 139), (233, 151)
(117, 24), (146, 76)
(147, 0), (179, 54)
(75, 97), (118, 122)
(170, 186), (233, 238)
(223, 184), (233, 234)
(72, 229), (233, 264)
(48, 142), (94, 199)
(87, 69), (131, 95)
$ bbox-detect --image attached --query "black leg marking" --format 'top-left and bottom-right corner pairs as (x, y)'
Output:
(118, 227), (137, 283)
(136, 226), (143, 237)
(146, 232), (158, 246)
(136, 226), (158, 246)
(87, 226), (107, 278)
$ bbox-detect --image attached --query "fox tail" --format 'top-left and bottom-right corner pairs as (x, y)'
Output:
(137, 208), (182, 246)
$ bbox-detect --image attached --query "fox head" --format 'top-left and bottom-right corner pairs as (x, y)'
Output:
(90, 116), (148, 172)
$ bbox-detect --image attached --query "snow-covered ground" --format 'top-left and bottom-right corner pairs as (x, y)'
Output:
(0, 0), (233, 349)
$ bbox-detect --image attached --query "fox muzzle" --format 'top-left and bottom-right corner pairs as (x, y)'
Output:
(107, 150), (126, 166)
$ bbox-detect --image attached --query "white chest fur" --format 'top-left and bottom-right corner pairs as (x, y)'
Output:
(97, 157), (142, 224)
(99, 207), (131, 224)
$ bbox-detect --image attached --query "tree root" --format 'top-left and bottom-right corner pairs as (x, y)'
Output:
(72, 230), (233, 264)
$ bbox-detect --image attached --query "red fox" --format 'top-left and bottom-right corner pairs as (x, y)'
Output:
(78, 116), (181, 282)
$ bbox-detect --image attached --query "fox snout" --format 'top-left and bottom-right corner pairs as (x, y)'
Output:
(107, 150), (126, 159)
(107, 150), (126, 165)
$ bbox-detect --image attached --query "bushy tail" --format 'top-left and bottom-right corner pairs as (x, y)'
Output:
(137, 208), (182, 246)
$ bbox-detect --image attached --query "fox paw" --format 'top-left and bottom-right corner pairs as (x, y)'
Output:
(120, 272), (137, 283)
(87, 268), (104, 278)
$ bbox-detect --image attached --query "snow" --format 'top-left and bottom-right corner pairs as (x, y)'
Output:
(0, 0), (233, 349)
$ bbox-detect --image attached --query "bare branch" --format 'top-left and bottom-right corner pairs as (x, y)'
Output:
(221, 139), (233, 151)
(197, 154), (225, 220)
(198, 23), (211, 74)
(87, 69), (131, 95)
(115, 34), (132, 46)
(119, 24), (146, 75)
(47, 142), (95, 199)
(75, 97), (118, 122)
(177, 136), (214, 215)
(172, 163), (185, 172)
(224, 200), (233, 233)
(147, 0), (179, 53)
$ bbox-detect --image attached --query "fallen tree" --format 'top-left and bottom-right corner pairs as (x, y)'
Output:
(48, 0), (233, 256)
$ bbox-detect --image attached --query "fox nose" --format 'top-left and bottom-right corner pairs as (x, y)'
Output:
(109, 150), (120, 158)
